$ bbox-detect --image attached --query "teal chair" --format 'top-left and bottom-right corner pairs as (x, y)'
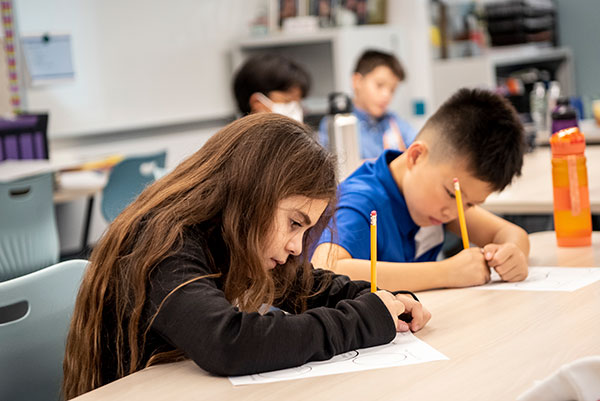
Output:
(101, 150), (166, 222)
(0, 172), (59, 282)
(0, 259), (88, 401)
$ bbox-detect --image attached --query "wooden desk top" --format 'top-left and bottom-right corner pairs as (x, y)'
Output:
(73, 232), (600, 401)
(483, 145), (600, 214)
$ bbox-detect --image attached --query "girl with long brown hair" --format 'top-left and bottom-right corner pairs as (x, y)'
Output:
(62, 113), (431, 399)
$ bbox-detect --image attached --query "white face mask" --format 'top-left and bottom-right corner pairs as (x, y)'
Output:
(256, 93), (304, 123)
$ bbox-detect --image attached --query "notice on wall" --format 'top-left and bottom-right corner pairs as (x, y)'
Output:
(21, 33), (75, 84)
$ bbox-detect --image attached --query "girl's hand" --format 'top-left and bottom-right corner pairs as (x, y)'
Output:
(374, 291), (431, 332)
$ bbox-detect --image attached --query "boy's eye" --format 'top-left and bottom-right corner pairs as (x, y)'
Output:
(445, 188), (456, 199)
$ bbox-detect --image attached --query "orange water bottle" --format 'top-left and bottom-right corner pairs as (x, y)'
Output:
(550, 127), (592, 247)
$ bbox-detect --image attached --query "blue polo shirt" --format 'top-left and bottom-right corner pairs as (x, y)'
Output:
(318, 106), (417, 159)
(317, 150), (444, 263)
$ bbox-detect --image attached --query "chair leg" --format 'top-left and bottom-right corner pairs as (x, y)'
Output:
(81, 195), (95, 254)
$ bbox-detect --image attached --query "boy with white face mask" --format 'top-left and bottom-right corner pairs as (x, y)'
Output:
(233, 53), (310, 122)
(254, 92), (304, 123)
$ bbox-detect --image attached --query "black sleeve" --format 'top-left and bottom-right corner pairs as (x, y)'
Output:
(302, 268), (372, 309)
(299, 268), (419, 308)
(147, 253), (396, 377)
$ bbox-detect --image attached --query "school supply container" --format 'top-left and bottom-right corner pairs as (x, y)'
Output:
(550, 127), (592, 247)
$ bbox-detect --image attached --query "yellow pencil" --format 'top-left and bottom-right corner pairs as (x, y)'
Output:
(453, 178), (470, 249)
(370, 210), (377, 292)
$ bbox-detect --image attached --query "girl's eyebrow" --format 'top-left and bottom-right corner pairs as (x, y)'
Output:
(294, 211), (312, 225)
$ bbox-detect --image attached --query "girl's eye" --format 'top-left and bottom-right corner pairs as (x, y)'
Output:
(291, 220), (302, 228)
(445, 188), (455, 199)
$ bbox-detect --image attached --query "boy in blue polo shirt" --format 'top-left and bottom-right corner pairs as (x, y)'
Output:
(319, 49), (416, 158)
(312, 88), (530, 292)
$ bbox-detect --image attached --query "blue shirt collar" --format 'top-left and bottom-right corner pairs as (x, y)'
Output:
(374, 150), (420, 237)
(352, 104), (392, 125)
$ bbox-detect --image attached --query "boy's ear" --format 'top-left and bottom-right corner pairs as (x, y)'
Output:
(405, 141), (429, 170)
(249, 93), (271, 114)
(351, 72), (363, 91)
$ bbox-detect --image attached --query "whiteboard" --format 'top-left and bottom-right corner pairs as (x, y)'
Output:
(15, 0), (262, 138)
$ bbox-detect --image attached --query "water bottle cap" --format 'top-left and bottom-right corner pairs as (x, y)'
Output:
(328, 93), (352, 115)
(551, 99), (577, 120)
(551, 108), (577, 120)
(550, 127), (586, 156)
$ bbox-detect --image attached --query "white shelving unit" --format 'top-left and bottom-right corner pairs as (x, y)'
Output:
(432, 44), (575, 109)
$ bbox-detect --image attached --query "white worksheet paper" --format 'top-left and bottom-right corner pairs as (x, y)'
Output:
(474, 267), (600, 292)
(228, 331), (447, 386)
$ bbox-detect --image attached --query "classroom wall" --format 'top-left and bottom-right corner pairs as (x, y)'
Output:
(14, 0), (264, 138)
(555, 0), (600, 100)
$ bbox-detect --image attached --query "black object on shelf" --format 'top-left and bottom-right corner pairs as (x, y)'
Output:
(482, 0), (557, 47)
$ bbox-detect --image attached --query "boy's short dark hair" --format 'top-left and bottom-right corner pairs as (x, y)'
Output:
(233, 53), (311, 115)
(424, 88), (525, 191)
(354, 49), (405, 81)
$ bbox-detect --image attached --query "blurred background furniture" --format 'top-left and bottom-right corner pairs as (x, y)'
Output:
(0, 113), (49, 161)
(0, 258), (88, 401)
(0, 172), (59, 282)
(101, 150), (166, 222)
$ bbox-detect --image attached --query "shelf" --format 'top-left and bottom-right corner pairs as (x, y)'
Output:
(238, 29), (337, 48)
(486, 44), (571, 67)
(238, 25), (396, 49)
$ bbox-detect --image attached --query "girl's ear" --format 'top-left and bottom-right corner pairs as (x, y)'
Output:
(405, 141), (429, 171)
(249, 93), (272, 114)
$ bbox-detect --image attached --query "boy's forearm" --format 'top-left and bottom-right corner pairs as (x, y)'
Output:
(492, 224), (530, 257)
(331, 258), (449, 292)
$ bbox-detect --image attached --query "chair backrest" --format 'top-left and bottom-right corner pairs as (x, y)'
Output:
(0, 113), (49, 161)
(0, 172), (59, 282)
(101, 150), (166, 222)
(0, 259), (88, 401)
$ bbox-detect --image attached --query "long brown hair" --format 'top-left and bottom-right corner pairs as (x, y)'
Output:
(62, 113), (338, 398)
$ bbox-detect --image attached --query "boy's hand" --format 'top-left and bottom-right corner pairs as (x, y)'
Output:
(483, 243), (528, 282)
(445, 247), (490, 288)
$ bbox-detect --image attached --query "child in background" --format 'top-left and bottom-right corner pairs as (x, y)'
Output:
(312, 88), (530, 292)
(232, 53), (310, 122)
(319, 49), (417, 158)
(62, 114), (431, 398)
